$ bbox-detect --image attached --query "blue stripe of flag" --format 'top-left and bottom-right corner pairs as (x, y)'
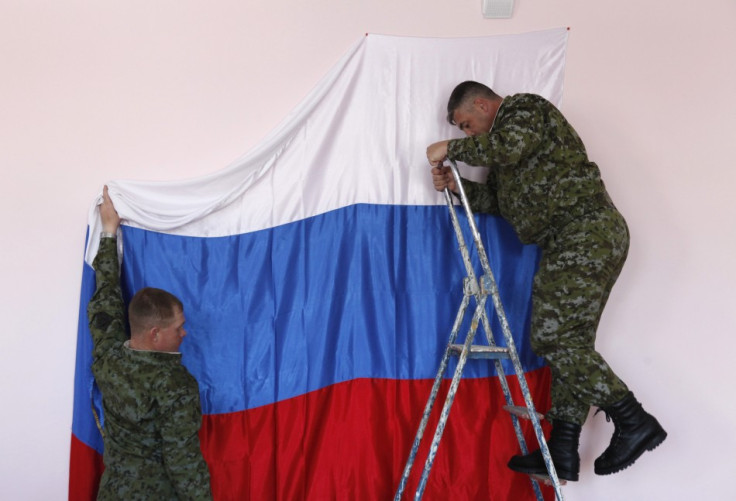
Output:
(72, 203), (543, 451)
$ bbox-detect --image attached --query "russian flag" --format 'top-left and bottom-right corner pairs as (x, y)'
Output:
(70, 29), (568, 500)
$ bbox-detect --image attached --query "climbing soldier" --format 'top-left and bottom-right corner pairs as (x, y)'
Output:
(426, 81), (667, 481)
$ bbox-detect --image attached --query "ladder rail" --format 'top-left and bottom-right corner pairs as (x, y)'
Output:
(448, 161), (564, 500)
(443, 182), (546, 501)
(395, 181), (492, 500)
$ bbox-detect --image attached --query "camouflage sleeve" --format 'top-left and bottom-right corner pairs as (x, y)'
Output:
(458, 173), (500, 215)
(159, 374), (213, 500)
(88, 237), (127, 361)
(447, 94), (545, 168)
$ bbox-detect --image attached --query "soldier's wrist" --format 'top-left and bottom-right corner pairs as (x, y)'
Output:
(101, 231), (117, 239)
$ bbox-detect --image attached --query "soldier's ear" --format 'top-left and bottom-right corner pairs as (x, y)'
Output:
(474, 98), (489, 113)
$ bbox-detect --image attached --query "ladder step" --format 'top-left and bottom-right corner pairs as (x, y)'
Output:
(503, 405), (545, 421)
(449, 344), (510, 359)
(530, 473), (567, 487)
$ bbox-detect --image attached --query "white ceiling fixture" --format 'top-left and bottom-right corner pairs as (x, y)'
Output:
(482, 0), (514, 18)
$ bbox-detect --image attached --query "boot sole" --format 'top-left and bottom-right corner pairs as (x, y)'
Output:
(594, 429), (668, 475)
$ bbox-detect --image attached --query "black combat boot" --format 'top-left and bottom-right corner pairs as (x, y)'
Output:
(594, 391), (667, 475)
(507, 420), (581, 481)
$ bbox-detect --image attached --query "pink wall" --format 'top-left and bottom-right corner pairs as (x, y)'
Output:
(2, 1), (734, 499)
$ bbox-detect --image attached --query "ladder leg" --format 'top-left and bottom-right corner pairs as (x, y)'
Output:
(480, 271), (564, 500)
(414, 305), (484, 500)
(477, 304), (545, 501)
(477, 300), (531, 454)
(394, 294), (471, 501)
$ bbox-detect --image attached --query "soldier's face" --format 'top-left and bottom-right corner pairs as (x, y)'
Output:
(155, 308), (187, 352)
(452, 99), (495, 137)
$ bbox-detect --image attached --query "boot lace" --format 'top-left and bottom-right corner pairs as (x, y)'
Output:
(595, 408), (622, 453)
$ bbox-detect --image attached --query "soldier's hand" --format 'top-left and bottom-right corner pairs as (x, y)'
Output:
(100, 185), (121, 234)
(426, 140), (450, 167)
(431, 165), (456, 193)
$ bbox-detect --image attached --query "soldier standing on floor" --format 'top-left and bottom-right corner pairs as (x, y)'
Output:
(88, 186), (213, 499)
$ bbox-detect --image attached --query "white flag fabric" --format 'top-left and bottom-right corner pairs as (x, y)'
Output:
(85, 29), (568, 262)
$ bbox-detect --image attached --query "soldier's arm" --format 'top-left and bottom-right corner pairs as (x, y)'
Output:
(88, 235), (127, 359)
(87, 186), (126, 359)
(431, 164), (500, 214)
(458, 173), (500, 215)
(448, 94), (546, 168)
(159, 376), (213, 500)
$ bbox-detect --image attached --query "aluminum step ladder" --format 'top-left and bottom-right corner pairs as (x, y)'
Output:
(394, 161), (564, 501)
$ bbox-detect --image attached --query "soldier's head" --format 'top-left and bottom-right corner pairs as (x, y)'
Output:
(129, 287), (187, 352)
(447, 81), (502, 137)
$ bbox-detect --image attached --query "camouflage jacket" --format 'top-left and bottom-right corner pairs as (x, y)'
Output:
(447, 93), (611, 246)
(88, 237), (212, 500)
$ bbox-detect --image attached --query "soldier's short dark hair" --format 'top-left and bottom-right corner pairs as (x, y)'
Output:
(128, 287), (183, 334)
(446, 81), (500, 125)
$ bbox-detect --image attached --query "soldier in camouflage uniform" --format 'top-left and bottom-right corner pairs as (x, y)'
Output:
(88, 186), (212, 500)
(427, 82), (666, 481)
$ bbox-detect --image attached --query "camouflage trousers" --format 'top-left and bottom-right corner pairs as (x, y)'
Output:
(97, 457), (180, 501)
(531, 206), (631, 425)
